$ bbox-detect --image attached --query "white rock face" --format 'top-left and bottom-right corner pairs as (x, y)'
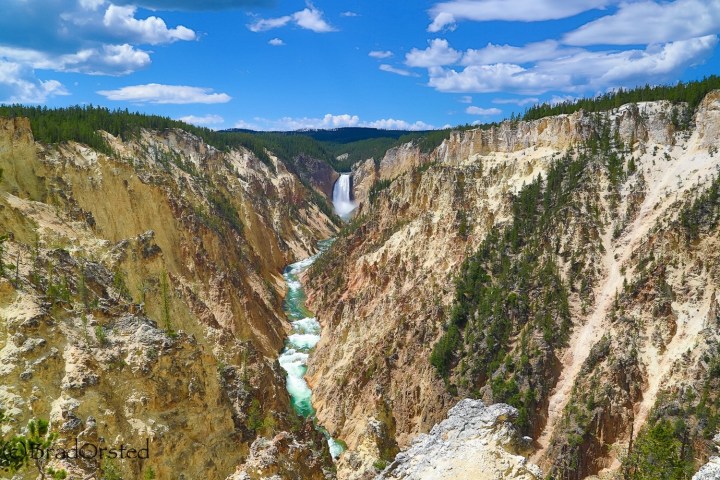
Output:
(378, 399), (541, 480)
(694, 457), (720, 480)
(693, 434), (720, 480)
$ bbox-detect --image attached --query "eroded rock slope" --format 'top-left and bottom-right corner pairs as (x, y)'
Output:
(306, 92), (720, 479)
(0, 118), (337, 479)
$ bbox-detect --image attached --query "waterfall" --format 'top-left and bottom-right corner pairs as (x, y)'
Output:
(332, 174), (356, 219)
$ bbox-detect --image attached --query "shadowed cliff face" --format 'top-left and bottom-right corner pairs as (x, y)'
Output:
(305, 92), (720, 479)
(287, 153), (340, 199)
(0, 118), (337, 479)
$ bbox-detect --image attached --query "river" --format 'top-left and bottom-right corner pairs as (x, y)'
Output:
(278, 238), (345, 459)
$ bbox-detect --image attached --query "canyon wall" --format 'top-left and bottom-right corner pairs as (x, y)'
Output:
(306, 94), (720, 479)
(0, 119), (337, 479)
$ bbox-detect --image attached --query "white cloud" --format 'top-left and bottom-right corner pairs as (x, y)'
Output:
(102, 4), (195, 44)
(321, 113), (361, 127)
(426, 35), (718, 94)
(548, 95), (579, 105)
(293, 4), (336, 32)
(234, 114), (434, 131)
(406, 39), (461, 67)
(462, 40), (580, 65)
(248, 3), (336, 33)
(0, 60), (70, 104)
(0, 1), (197, 79)
(429, 63), (557, 94)
(341, 11), (359, 17)
(234, 113), (358, 130)
(493, 97), (539, 106)
(178, 114), (225, 126)
(369, 50), (393, 59)
(89, 44), (152, 74)
(365, 119), (434, 130)
(233, 119), (261, 130)
(379, 64), (418, 77)
(0, 44), (151, 76)
(459, 95), (472, 103)
(466, 106), (502, 115)
(112, 0), (274, 10)
(268, 38), (285, 46)
(428, 12), (456, 33)
(248, 15), (293, 31)
(428, 0), (615, 32)
(97, 84), (232, 103)
(79, 0), (106, 10)
(565, 0), (720, 45)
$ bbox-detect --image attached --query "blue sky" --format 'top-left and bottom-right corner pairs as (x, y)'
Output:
(1, 0), (719, 130)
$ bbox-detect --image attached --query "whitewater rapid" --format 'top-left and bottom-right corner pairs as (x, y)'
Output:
(278, 239), (345, 459)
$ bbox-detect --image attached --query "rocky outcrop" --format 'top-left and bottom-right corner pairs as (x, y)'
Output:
(225, 427), (332, 480)
(380, 399), (541, 480)
(694, 434), (720, 480)
(694, 457), (720, 480)
(351, 158), (376, 205)
(696, 90), (720, 150)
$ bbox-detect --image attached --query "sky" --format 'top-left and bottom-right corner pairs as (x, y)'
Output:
(0, 0), (719, 131)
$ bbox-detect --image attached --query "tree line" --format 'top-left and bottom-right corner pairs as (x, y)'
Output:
(523, 75), (720, 122)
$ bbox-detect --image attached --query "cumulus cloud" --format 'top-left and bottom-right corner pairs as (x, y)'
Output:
(97, 84), (232, 103)
(462, 40), (581, 66)
(405, 39), (461, 67)
(102, 5), (196, 44)
(379, 0), (720, 108)
(548, 95), (580, 105)
(0, 44), (151, 76)
(234, 114), (434, 131)
(178, 114), (225, 126)
(466, 106), (502, 115)
(379, 64), (418, 77)
(248, 3), (336, 33)
(268, 38), (285, 46)
(79, 0), (106, 10)
(366, 118), (434, 130)
(428, 0), (614, 32)
(428, 63), (553, 94)
(369, 50), (393, 59)
(294, 5), (336, 32)
(0, 0), (197, 78)
(422, 35), (717, 94)
(0, 61), (70, 103)
(234, 113), (358, 130)
(249, 16), (293, 31)
(493, 97), (539, 106)
(320, 113), (361, 128)
(341, 11), (359, 17)
(565, 0), (720, 45)
(111, 0), (272, 10)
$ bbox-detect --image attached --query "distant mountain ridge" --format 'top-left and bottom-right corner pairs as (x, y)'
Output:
(221, 127), (427, 144)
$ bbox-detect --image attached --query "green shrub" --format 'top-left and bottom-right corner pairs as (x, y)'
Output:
(430, 324), (461, 378)
(95, 325), (108, 346)
(623, 419), (694, 480)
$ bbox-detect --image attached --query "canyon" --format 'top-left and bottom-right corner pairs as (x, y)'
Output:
(1, 88), (720, 479)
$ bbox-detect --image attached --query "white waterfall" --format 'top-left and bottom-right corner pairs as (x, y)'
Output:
(332, 174), (356, 219)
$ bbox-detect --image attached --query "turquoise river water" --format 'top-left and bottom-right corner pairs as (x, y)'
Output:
(278, 239), (345, 459)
